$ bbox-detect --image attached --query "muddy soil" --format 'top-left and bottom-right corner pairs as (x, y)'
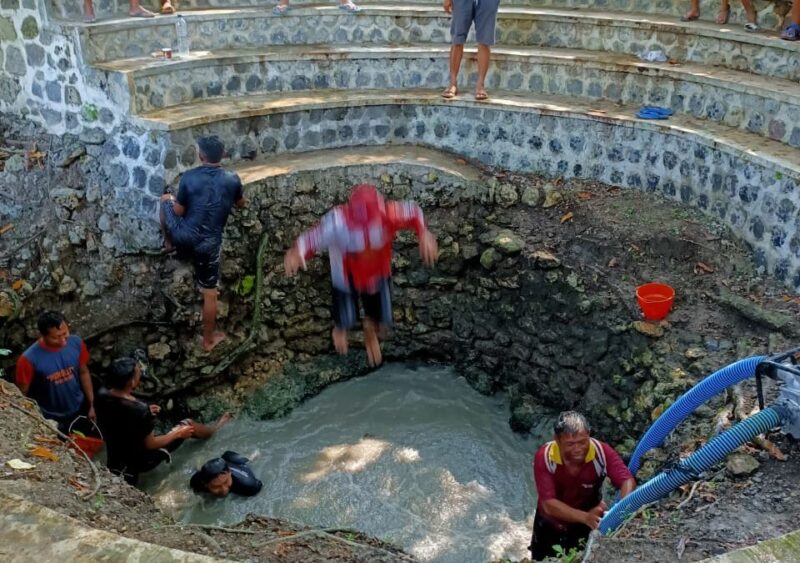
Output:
(0, 380), (412, 562)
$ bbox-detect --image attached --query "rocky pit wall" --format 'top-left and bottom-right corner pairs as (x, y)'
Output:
(5, 116), (799, 456)
(2, 1), (800, 289)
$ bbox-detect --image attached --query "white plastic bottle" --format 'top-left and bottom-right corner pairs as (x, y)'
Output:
(175, 15), (190, 55)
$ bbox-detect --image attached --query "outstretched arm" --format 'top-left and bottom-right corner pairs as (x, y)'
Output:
(284, 209), (342, 275)
(388, 201), (438, 266)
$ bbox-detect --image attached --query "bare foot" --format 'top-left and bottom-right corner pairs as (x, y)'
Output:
(203, 331), (226, 352)
(216, 412), (232, 428)
(363, 323), (382, 367)
(441, 85), (457, 99)
(129, 6), (156, 17)
(332, 328), (349, 354)
(716, 7), (729, 24)
(475, 88), (489, 101)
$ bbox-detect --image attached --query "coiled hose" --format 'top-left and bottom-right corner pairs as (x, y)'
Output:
(627, 356), (765, 476)
(599, 405), (789, 534)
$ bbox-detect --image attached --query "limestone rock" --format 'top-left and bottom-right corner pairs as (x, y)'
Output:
(542, 184), (563, 208)
(50, 188), (83, 210)
(715, 288), (797, 336)
(726, 453), (759, 477)
(492, 230), (524, 255)
(632, 321), (664, 338)
(81, 281), (100, 297)
(480, 248), (501, 270)
(685, 347), (706, 361)
(495, 183), (519, 208)
(531, 249), (561, 269)
(147, 342), (171, 361)
(521, 185), (543, 207)
(461, 244), (480, 260)
(4, 154), (25, 172)
(58, 145), (86, 168)
(57, 276), (77, 296)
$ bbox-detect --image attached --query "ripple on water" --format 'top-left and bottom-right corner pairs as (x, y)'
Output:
(140, 364), (551, 563)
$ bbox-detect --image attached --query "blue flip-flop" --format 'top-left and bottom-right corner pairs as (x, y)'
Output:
(641, 105), (673, 116)
(636, 106), (672, 120)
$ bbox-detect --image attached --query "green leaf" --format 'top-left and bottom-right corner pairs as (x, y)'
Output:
(81, 104), (98, 122)
(239, 275), (255, 296)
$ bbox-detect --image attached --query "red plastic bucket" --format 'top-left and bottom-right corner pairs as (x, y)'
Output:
(70, 434), (104, 458)
(636, 282), (675, 321)
(68, 416), (104, 459)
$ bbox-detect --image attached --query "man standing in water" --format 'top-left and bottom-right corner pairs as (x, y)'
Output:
(160, 135), (246, 352)
(284, 184), (438, 367)
(530, 411), (636, 560)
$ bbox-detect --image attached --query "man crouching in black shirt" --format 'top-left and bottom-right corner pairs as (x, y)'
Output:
(160, 135), (246, 352)
(95, 357), (231, 485)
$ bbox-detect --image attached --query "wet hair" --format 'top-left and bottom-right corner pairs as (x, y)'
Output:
(190, 457), (228, 492)
(197, 135), (224, 164)
(553, 411), (591, 436)
(37, 310), (65, 336)
(107, 357), (138, 390)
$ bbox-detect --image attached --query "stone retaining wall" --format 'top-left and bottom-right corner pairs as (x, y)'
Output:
(48, 0), (791, 31)
(160, 103), (800, 288)
(79, 10), (800, 83)
(127, 52), (800, 148)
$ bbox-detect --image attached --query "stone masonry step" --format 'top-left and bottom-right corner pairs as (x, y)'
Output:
(50, 0), (789, 30)
(136, 88), (800, 176)
(137, 89), (800, 285)
(233, 144), (486, 187)
(97, 44), (800, 148)
(0, 492), (231, 562)
(75, 6), (800, 84)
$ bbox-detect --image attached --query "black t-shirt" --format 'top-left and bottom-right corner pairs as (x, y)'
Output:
(95, 389), (155, 472)
(176, 165), (243, 256)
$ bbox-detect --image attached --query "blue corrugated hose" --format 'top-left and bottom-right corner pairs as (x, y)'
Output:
(600, 406), (789, 534)
(628, 356), (765, 476)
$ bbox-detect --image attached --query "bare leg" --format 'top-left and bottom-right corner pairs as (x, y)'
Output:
(793, 0), (800, 24)
(475, 43), (491, 100)
(159, 195), (175, 253)
(332, 327), (349, 354)
(363, 319), (382, 367)
(83, 0), (96, 22)
(443, 44), (464, 97)
(129, 0), (156, 17)
(187, 413), (232, 439)
(740, 0), (756, 24)
(201, 288), (226, 351)
(717, 0), (730, 23)
(683, 0), (700, 19)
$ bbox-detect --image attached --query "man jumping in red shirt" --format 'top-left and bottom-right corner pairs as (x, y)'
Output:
(531, 411), (636, 560)
(284, 184), (438, 367)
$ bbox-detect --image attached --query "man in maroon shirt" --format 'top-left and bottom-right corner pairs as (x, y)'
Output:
(531, 411), (636, 560)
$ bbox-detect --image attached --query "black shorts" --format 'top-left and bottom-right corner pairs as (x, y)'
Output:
(530, 511), (591, 561)
(332, 278), (393, 330)
(193, 249), (221, 289)
(162, 201), (220, 289)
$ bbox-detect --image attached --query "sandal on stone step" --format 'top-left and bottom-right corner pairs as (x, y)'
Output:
(680, 13), (699, 21)
(780, 23), (800, 40)
(272, 4), (289, 14)
(441, 85), (457, 99)
(744, 22), (759, 32)
(338, 2), (361, 12)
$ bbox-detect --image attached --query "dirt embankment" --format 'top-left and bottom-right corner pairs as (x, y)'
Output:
(0, 380), (413, 562)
